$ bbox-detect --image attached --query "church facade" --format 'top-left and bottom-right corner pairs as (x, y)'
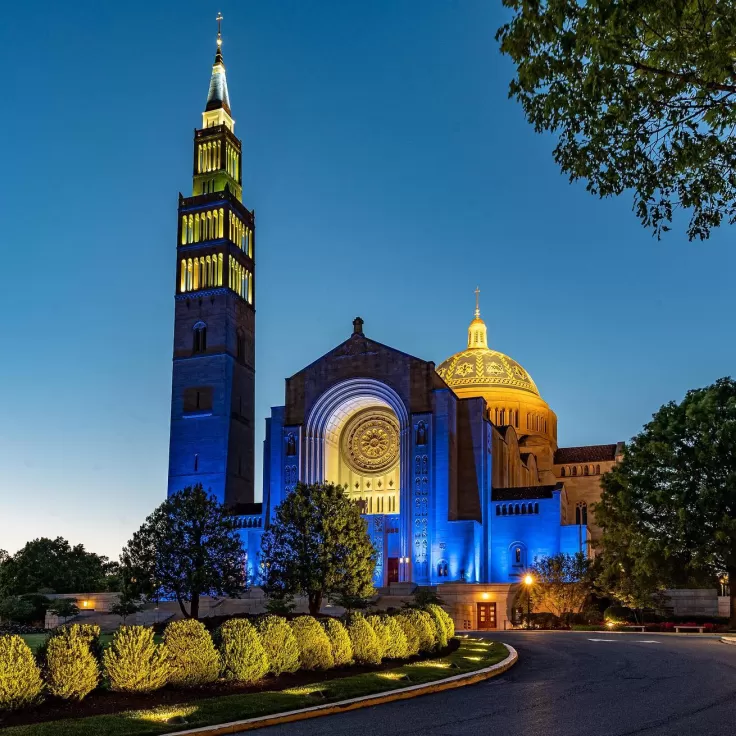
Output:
(167, 25), (622, 630)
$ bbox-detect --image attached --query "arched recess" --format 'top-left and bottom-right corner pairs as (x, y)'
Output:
(304, 378), (412, 576)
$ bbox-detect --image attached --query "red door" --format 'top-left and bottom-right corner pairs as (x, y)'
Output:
(388, 557), (399, 583)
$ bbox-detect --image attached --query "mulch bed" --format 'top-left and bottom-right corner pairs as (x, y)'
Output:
(0, 641), (459, 729)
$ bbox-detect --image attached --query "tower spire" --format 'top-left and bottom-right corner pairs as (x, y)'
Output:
(474, 286), (480, 318)
(205, 11), (231, 117)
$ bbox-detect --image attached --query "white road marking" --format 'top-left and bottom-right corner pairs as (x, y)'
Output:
(588, 638), (617, 642)
(635, 640), (660, 643)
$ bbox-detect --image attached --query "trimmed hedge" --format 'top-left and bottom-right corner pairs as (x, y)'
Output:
(164, 619), (220, 687)
(322, 617), (353, 667)
(290, 616), (334, 670)
(0, 635), (44, 711)
(396, 611), (421, 656)
(103, 626), (170, 693)
(256, 615), (300, 676)
(424, 604), (451, 649)
(382, 615), (409, 659)
(399, 609), (436, 653)
(366, 615), (390, 660)
(347, 614), (381, 665)
(218, 619), (269, 683)
(45, 628), (99, 700)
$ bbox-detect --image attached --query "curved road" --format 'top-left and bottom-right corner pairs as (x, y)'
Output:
(248, 633), (736, 736)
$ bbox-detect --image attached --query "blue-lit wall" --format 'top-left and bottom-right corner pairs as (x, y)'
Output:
(168, 353), (236, 503)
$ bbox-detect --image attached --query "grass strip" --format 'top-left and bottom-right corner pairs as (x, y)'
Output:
(3, 638), (507, 736)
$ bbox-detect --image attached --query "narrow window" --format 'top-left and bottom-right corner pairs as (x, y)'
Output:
(193, 323), (207, 354)
(572, 466), (578, 477)
(575, 506), (581, 525)
(194, 453), (199, 471)
(581, 503), (588, 525)
(584, 465), (589, 476)
(515, 547), (521, 564)
(596, 464), (601, 474)
(561, 466), (566, 477)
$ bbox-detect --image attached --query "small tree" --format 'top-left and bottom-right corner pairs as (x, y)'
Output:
(261, 482), (376, 616)
(346, 614), (381, 665)
(322, 618), (353, 667)
(527, 553), (593, 624)
(44, 629), (99, 700)
(121, 485), (246, 619)
(290, 616), (334, 670)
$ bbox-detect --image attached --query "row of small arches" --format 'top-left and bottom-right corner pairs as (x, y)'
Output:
(527, 413), (548, 433)
(181, 255), (223, 293)
(181, 209), (224, 244)
(560, 464), (601, 477)
(196, 140), (239, 178)
(229, 255), (253, 303)
(492, 408), (519, 428)
(496, 502), (540, 516)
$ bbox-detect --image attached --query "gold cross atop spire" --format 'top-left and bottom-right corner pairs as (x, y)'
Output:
(216, 12), (223, 46)
(474, 286), (481, 318)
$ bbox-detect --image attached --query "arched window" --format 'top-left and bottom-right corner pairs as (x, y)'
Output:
(572, 466), (578, 477)
(561, 466), (566, 477)
(515, 504), (520, 515)
(584, 465), (589, 476)
(534, 502), (539, 514)
(576, 502), (588, 525)
(521, 503), (527, 514)
(180, 259), (186, 292)
(496, 505), (501, 516)
(502, 505), (507, 516)
(596, 464), (601, 474)
(193, 322), (207, 354)
(194, 453), (199, 471)
(515, 547), (522, 564)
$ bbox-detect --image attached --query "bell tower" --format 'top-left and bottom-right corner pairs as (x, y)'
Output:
(167, 15), (255, 507)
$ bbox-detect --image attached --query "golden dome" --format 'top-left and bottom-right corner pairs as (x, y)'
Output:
(436, 291), (540, 396)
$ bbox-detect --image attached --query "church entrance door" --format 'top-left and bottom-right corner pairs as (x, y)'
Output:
(387, 557), (399, 583)
(476, 602), (497, 630)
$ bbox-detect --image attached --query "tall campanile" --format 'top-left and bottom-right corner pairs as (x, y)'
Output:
(167, 15), (255, 507)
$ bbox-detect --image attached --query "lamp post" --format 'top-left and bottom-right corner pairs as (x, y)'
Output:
(524, 574), (533, 629)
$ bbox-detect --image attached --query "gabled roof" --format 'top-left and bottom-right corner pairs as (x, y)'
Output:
(554, 444), (618, 464)
(492, 483), (563, 501)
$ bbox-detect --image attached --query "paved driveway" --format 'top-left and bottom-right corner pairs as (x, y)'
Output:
(245, 632), (736, 736)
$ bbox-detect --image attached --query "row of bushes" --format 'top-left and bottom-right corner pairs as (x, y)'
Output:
(0, 605), (455, 712)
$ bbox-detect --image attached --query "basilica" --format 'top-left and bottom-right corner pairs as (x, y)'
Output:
(167, 23), (622, 630)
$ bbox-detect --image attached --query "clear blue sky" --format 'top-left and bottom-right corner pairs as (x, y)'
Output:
(0, 1), (734, 559)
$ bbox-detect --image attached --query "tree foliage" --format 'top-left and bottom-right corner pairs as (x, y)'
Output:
(0, 537), (117, 597)
(0, 636), (43, 711)
(103, 626), (170, 693)
(217, 619), (269, 683)
(261, 482), (376, 616)
(255, 615), (300, 676)
(595, 377), (736, 625)
(121, 485), (246, 619)
(497, 0), (736, 240)
(163, 619), (220, 687)
(528, 553), (593, 621)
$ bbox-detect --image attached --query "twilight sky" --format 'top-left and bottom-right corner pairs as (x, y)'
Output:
(0, 0), (734, 559)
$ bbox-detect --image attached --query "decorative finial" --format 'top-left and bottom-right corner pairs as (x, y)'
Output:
(216, 12), (223, 46)
(353, 317), (364, 336)
(474, 286), (480, 318)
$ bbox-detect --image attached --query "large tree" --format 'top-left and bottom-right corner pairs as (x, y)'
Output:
(121, 485), (246, 619)
(595, 377), (736, 625)
(497, 0), (736, 240)
(261, 482), (376, 615)
(0, 537), (117, 596)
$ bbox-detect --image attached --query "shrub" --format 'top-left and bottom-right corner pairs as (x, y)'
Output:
(347, 614), (381, 665)
(603, 605), (636, 624)
(103, 626), (170, 693)
(382, 616), (409, 659)
(218, 619), (269, 683)
(45, 628), (99, 700)
(366, 615), (391, 660)
(396, 611), (421, 656)
(400, 609), (436, 653)
(425, 604), (454, 646)
(290, 616), (334, 670)
(322, 618), (353, 667)
(423, 606), (448, 649)
(0, 635), (44, 711)
(164, 619), (220, 687)
(255, 615), (300, 675)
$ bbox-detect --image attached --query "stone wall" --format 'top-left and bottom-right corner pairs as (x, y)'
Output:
(663, 589), (718, 617)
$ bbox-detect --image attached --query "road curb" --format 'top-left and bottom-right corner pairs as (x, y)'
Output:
(720, 636), (736, 645)
(163, 643), (518, 736)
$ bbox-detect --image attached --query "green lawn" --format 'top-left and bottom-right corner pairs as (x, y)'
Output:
(3, 638), (509, 736)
